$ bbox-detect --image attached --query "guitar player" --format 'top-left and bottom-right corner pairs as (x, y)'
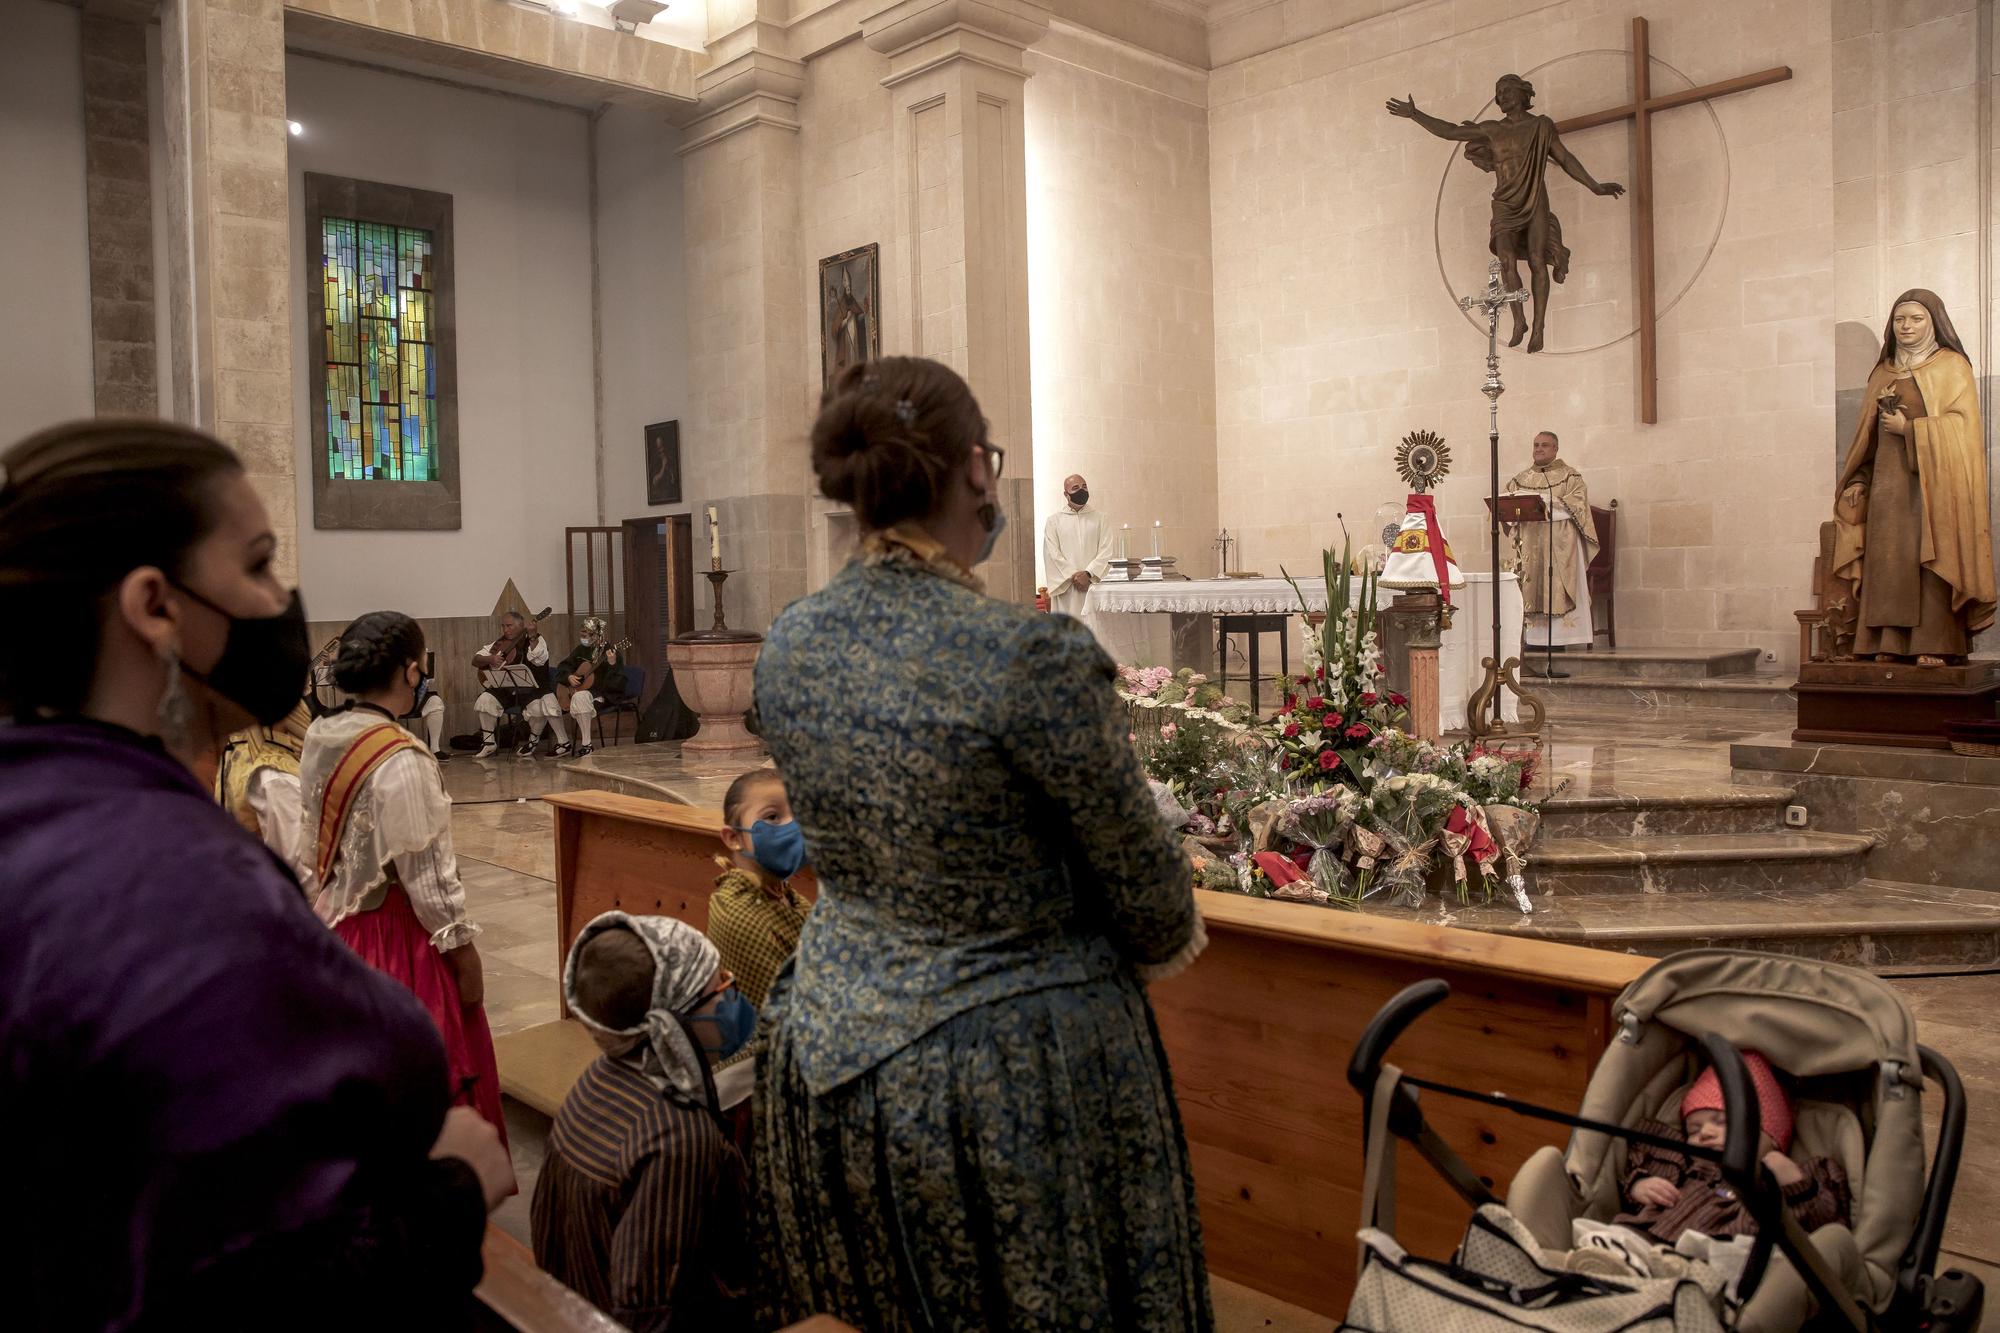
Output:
(550, 616), (629, 758)
(472, 606), (565, 758)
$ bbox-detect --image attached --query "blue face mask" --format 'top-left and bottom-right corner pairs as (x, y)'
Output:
(685, 987), (758, 1060)
(736, 818), (806, 880)
(975, 500), (1007, 567)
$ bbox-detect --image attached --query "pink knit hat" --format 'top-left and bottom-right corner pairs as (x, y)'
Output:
(1680, 1049), (1794, 1153)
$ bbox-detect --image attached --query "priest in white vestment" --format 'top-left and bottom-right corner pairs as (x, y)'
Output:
(1506, 431), (1599, 649)
(1042, 475), (1117, 647)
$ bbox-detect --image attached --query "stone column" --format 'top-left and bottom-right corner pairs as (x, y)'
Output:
(677, 45), (808, 633)
(160, 0), (297, 580)
(80, 12), (158, 416)
(862, 0), (1049, 604)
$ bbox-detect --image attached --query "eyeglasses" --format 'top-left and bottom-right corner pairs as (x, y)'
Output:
(983, 444), (1006, 480)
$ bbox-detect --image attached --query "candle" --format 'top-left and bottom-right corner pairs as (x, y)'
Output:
(707, 506), (721, 568)
(1151, 520), (1162, 559)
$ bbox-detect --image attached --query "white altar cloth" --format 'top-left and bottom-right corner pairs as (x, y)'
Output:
(1092, 574), (1523, 731)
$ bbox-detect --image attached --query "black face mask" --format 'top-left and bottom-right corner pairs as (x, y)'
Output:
(173, 584), (312, 726)
(1067, 488), (1089, 508)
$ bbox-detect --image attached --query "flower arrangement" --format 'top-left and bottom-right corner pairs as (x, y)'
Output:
(1118, 544), (1544, 915)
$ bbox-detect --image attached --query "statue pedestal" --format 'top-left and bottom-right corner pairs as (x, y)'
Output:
(665, 635), (764, 753)
(1387, 591), (1444, 741)
(1793, 660), (2000, 750)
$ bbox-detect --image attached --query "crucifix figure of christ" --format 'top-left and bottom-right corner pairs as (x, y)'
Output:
(1389, 74), (1625, 356)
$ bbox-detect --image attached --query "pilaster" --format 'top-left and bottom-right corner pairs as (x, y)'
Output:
(677, 38), (809, 632)
(864, 0), (1048, 602)
(161, 0), (297, 579)
(81, 14), (158, 416)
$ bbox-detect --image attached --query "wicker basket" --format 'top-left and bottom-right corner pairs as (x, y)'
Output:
(1944, 720), (2000, 757)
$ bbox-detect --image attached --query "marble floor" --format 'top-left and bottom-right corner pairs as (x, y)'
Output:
(460, 737), (2000, 1328)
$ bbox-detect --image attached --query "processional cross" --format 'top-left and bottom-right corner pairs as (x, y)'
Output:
(1553, 17), (1791, 423)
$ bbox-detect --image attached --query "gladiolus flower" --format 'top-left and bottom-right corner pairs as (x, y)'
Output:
(1317, 750), (1341, 772)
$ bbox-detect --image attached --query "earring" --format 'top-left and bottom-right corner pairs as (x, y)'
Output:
(156, 648), (193, 744)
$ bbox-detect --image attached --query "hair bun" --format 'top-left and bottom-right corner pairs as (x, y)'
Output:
(331, 611), (425, 694)
(808, 357), (984, 530)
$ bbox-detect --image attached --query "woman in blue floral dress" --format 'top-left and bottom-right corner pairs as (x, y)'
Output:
(751, 356), (1212, 1330)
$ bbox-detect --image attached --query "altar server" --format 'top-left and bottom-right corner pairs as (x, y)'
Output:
(1042, 473), (1117, 641)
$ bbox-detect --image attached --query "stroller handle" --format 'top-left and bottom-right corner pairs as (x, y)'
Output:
(1347, 979), (1450, 1096)
(1696, 1033), (1763, 1185)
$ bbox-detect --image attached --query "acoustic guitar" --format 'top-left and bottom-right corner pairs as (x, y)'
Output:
(556, 637), (633, 710)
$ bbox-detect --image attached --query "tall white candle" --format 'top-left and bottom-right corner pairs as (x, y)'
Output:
(1120, 524), (1131, 560)
(1151, 519), (1162, 559)
(707, 506), (720, 566)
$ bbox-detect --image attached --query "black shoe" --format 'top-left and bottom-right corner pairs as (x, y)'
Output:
(434, 750), (452, 764)
(516, 740), (538, 757)
(551, 742), (574, 759)
(576, 744), (594, 758)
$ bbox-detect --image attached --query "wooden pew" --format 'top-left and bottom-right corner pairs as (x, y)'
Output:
(475, 1223), (857, 1331)
(511, 790), (1650, 1320)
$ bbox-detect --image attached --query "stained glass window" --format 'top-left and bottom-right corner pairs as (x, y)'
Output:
(321, 218), (437, 482)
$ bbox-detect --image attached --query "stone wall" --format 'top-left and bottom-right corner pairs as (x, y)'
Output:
(1026, 27), (1219, 584)
(1208, 0), (1837, 665)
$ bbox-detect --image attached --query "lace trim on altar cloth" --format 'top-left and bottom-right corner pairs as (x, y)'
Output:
(860, 522), (986, 595)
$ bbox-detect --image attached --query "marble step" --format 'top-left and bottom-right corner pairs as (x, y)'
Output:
(1545, 648), (1765, 681)
(1528, 831), (1874, 895)
(1439, 880), (2000, 973)
(1539, 785), (1797, 838)
(1530, 674), (1796, 716)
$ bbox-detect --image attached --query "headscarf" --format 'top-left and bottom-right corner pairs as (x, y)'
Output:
(564, 911), (720, 1109)
(1880, 288), (1964, 371)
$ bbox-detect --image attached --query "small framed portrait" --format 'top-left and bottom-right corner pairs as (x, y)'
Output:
(820, 242), (880, 391)
(645, 420), (681, 506)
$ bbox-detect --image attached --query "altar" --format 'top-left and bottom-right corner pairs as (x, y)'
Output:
(1093, 572), (1523, 730)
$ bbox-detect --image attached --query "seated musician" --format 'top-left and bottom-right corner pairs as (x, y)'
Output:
(471, 609), (565, 759)
(552, 616), (628, 758)
(409, 661), (448, 762)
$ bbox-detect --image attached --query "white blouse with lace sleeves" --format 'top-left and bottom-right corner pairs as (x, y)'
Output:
(302, 708), (478, 952)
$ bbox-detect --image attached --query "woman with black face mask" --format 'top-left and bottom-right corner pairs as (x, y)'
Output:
(0, 420), (513, 1329)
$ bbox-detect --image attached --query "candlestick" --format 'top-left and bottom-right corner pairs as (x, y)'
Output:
(707, 506), (721, 570)
(1151, 520), (1161, 560)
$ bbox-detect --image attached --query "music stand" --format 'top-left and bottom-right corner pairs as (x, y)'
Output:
(480, 664), (545, 710)
(1487, 493), (1565, 680)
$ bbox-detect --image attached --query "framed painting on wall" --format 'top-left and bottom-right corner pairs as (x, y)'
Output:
(645, 419), (681, 506)
(819, 242), (880, 391)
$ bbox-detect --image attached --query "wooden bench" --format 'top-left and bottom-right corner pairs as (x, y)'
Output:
(504, 790), (1649, 1319)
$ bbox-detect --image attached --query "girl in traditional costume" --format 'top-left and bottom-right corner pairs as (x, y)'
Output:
(214, 695), (314, 891)
(1833, 289), (1997, 663)
(303, 610), (510, 1144)
(0, 421), (511, 1326)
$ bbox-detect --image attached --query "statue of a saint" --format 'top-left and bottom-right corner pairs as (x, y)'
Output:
(1388, 75), (1625, 353)
(1831, 289), (1995, 665)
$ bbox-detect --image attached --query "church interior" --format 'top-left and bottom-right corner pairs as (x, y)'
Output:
(6, 0), (2000, 1327)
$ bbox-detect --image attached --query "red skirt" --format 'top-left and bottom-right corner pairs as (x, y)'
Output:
(335, 882), (509, 1152)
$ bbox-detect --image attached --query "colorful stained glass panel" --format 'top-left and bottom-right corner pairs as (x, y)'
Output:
(322, 216), (437, 482)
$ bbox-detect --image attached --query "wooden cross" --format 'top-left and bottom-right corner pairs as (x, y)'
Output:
(1552, 17), (1791, 424)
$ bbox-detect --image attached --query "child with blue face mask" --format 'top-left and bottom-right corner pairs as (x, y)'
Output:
(708, 768), (812, 1015)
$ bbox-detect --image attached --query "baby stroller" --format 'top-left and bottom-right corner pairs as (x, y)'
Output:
(1345, 950), (1983, 1331)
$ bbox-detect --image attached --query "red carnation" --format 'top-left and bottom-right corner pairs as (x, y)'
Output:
(1305, 696), (1325, 711)
(1283, 724), (1300, 738)
(1325, 712), (1344, 731)
(1361, 692), (1378, 706)
(1317, 750), (1342, 772)
(1280, 755), (1293, 771)
(1284, 694), (1299, 712)
(1345, 723), (1372, 740)
(1315, 666), (1326, 680)
(1388, 692), (1408, 707)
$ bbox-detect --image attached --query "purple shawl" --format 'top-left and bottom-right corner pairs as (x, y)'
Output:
(0, 720), (454, 1328)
